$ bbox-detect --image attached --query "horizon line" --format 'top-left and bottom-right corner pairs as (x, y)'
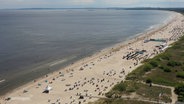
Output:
(1, 7), (184, 10)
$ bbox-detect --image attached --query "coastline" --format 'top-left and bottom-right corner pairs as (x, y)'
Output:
(1, 11), (183, 104)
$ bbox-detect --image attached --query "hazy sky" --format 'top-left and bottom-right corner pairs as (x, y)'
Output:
(0, 0), (184, 9)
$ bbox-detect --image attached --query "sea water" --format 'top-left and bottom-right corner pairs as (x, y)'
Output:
(0, 9), (173, 94)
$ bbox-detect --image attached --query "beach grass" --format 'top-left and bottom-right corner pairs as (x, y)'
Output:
(89, 98), (155, 104)
(126, 36), (184, 87)
(105, 81), (171, 102)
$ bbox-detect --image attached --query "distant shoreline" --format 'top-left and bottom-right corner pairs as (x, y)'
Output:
(1, 7), (184, 11)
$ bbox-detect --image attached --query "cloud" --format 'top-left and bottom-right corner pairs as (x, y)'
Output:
(0, 0), (184, 8)
(102, 0), (139, 5)
(69, 0), (95, 4)
(100, 0), (184, 7)
(0, 0), (95, 8)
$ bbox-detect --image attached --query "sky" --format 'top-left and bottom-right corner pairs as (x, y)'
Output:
(0, 0), (184, 9)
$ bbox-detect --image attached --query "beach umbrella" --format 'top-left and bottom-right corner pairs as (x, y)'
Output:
(45, 85), (52, 91)
(43, 85), (52, 93)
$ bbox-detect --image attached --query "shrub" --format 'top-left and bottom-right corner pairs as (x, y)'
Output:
(175, 84), (184, 94)
(174, 83), (184, 102)
(149, 60), (158, 67)
(155, 58), (161, 61)
(126, 88), (136, 93)
(146, 78), (152, 84)
(105, 92), (114, 98)
(176, 62), (182, 66)
(160, 53), (170, 60)
(159, 66), (164, 69)
(159, 66), (171, 72)
(167, 61), (182, 67)
(178, 95), (184, 102)
(176, 72), (184, 79)
(143, 64), (153, 72)
(167, 61), (176, 67)
(112, 82), (126, 92)
(163, 67), (171, 72)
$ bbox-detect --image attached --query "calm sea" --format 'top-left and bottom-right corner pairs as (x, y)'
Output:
(0, 9), (173, 94)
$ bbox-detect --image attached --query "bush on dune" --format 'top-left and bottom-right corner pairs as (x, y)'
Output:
(143, 64), (153, 72)
(167, 61), (182, 67)
(175, 83), (184, 102)
(149, 60), (159, 67)
(112, 82), (127, 92)
(176, 72), (184, 79)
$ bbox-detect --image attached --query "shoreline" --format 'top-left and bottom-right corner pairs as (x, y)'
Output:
(0, 11), (173, 96)
(1, 11), (183, 104)
(0, 10), (177, 96)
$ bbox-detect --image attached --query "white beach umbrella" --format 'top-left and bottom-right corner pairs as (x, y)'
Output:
(45, 85), (52, 91)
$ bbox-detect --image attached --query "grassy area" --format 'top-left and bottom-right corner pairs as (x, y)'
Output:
(93, 34), (184, 103)
(127, 36), (184, 87)
(105, 81), (138, 98)
(105, 81), (171, 103)
(89, 99), (155, 104)
(125, 36), (184, 102)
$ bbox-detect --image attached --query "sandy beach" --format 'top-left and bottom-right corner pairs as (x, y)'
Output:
(0, 11), (184, 104)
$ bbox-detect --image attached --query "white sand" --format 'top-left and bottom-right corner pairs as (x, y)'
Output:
(1, 12), (184, 104)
